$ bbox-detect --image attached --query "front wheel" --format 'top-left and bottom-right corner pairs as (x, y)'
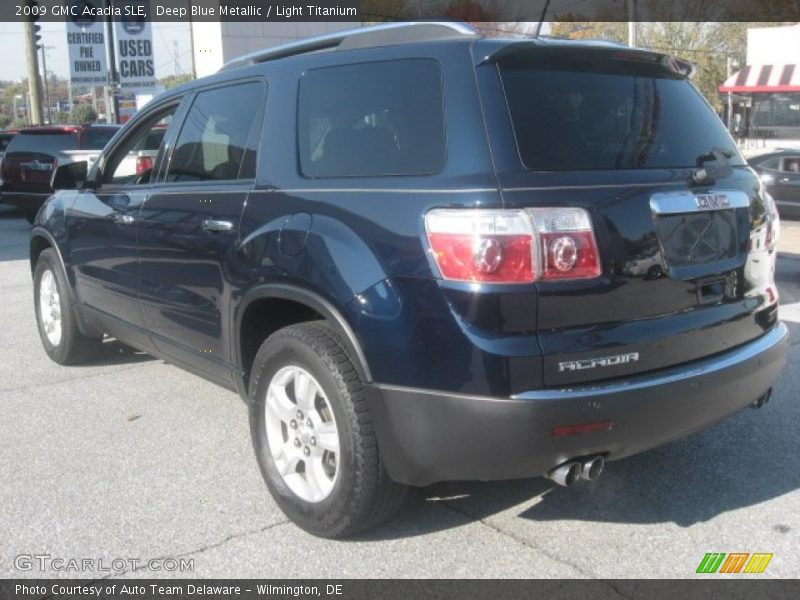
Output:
(248, 321), (407, 538)
(34, 249), (102, 364)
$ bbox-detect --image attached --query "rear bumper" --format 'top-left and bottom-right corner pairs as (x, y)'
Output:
(368, 323), (789, 486)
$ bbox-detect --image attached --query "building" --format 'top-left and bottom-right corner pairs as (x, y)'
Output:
(191, 22), (357, 77)
(719, 23), (800, 148)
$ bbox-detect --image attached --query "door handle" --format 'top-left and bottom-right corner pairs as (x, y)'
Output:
(202, 219), (235, 233)
(111, 213), (135, 225)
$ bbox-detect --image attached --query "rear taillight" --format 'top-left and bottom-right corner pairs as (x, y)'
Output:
(136, 155), (153, 176)
(424, 208), (601, 284)
(530, 208), (602, 281)
(764, 190), (779, 252)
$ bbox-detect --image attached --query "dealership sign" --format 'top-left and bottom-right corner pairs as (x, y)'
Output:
(65, 2), (108, 85)
(114, 1), (155, 90)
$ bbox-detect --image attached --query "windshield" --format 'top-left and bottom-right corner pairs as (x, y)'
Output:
(501, 66), (744, 171)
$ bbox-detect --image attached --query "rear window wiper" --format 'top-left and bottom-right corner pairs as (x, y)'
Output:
(691, 147), (734, 186)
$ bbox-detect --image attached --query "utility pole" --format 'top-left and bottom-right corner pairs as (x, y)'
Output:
(627, 0), (637, 47)
(104, 0), (119, 123)
(726, 55), (739, 134)
(23, 3), (44, 125)
(39, 45), (53, 124)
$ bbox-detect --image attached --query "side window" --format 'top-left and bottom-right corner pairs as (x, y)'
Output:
(758, 157), (781, 171)
(298, 59), (446, 178)
(103, 107), (175, 185)
(166, 82), (264, 182)
(781, 157), (800, 173)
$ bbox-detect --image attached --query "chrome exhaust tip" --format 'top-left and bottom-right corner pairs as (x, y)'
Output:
(580, 456), (605, 481)
(548, 462), (582, 487)
(752, 389), (772, 409)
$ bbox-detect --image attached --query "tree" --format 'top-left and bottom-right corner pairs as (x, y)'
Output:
(549, 22), (627, 44)
(50, 111), (70, 125)
(71, 104), (98, 124)
(548, 21), (755, 110)
(362, 0), (408, 21)
(160, 73), (193, 90)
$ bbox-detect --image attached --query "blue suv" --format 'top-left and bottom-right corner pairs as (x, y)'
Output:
(29, 23), (788, 537)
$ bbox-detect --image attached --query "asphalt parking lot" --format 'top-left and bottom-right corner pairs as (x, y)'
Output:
(0, 205), (798, 579)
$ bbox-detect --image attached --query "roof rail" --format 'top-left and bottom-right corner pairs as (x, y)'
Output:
(221, 22), (477, 71)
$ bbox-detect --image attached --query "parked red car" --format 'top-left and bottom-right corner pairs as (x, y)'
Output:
(1, 124), (118, 222)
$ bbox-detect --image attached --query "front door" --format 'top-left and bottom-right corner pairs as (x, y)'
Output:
(67, 102), (182, 349)
(137, 80), (266, 384)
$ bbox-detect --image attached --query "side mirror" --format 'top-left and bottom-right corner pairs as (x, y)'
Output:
(51, 161), (88, 190)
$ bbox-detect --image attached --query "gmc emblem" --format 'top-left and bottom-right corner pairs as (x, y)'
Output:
(695, 194), (730, 209)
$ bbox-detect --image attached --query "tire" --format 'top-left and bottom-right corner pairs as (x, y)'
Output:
(33, 249), (102, 365)
(249, 321), (407, 538)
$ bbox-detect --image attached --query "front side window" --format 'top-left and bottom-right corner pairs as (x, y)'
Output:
(298, 59), (446, 178)
(501, 61), (744, 171)
(166, 82), (264, 182)
(103, 107), (175, 185)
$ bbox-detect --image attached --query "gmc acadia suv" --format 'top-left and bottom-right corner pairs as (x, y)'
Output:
(28, 23), (788, 538)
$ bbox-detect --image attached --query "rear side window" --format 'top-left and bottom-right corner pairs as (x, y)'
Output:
(83, 128), (117, 150)
(167, 82), (264, 182)
(501, 66), (744, 171)
(6, 132), (78, 157)
(298, 59), (445, 178)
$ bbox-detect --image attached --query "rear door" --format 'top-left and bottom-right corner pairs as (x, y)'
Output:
(137, 80), (266, 384)
(481, 45), (780, 386)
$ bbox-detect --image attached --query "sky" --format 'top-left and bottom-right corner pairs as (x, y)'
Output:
(0, 21), (193, 82)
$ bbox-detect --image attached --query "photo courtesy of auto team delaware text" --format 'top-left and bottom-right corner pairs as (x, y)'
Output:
(0, 0), (799, 592)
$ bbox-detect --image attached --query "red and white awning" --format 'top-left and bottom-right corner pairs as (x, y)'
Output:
(719, 64), (800, 94)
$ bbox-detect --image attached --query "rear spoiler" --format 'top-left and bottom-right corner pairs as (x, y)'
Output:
(479, 40), (696, 79)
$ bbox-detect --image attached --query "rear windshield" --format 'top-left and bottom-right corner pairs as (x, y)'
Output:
(501, 66), (743, 171)
(83, 128), (117, 150)
(6, 132), (78, 157)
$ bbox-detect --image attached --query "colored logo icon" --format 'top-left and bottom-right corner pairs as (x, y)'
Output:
(696, 553), (773, 574)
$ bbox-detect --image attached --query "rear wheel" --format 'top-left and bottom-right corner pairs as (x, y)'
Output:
(248, 321), (407, 538)
(34, 249), (102, 364)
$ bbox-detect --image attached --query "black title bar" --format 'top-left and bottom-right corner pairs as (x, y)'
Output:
(2, 579), (800, 600)
(4, 0), (800, 23)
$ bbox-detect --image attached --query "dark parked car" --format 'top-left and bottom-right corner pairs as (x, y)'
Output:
(749, 148), (800, 219)
(2, 123), (119, 222)
(0, 128), (19, 206)
(28, 23), (787, 538)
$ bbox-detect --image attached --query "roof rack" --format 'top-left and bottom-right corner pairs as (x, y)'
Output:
(221, 22), (477, 71)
